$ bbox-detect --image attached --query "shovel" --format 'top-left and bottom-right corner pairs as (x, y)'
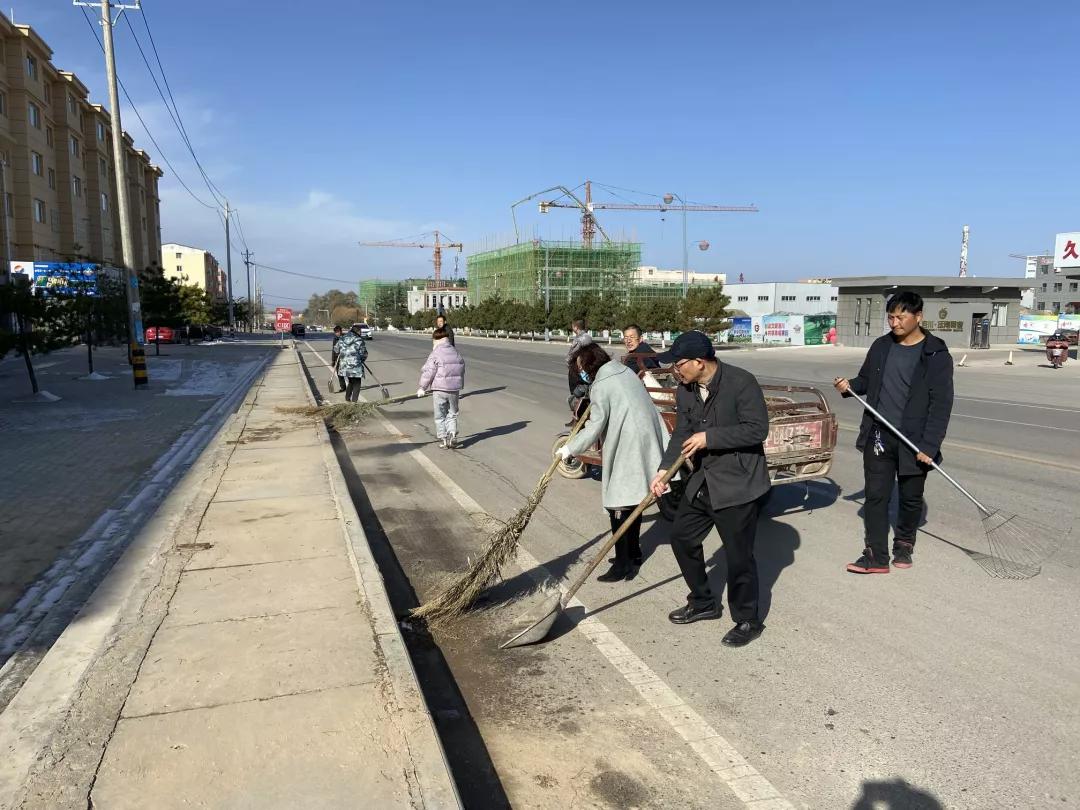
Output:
(363, 361), (390, 399)
(500, 453), (688, 648)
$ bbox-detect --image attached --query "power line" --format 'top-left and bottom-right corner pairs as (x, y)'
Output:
(125, 3), (228, 208)
(78, 5), (218, 210)
(255, 262), (358, 285)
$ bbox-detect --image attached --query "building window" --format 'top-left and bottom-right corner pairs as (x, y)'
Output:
(854, 297), (862, 336)
(864, 298), (873, 334)
(176, 265), (183, 275)
(1071, 283), (1078, 292)
(33, 199), (47, 223)
(737, 295), (749, 302)
(175, 251), (183, 259)
(31, 151), (43, 175)
(97, 121), (106, 141)
(758, 295), (770, 301)
(806, 295), (821, 301)
(1053, 282), (1062, 292)
(5, 193), (11, 216)
(43, 83), (51, 103)
(48, 168), (55, 190)
(990, 303), (1008, 327)
(26, 54), (38, 80)
(46, 126), (54, 147)
(70, 136), (81, 157)
(101, 192), (109, 213)
(73, 176), (83, 198)
(1037, 301), (1045, 310)
(830, 295), (838, 301)
(0, 91), (6, 116)
(28, 101), (41, 129)
(1052, 302), (1061, 314)
(100, 157), (108, 176)
(781, 295), (796, 302)
(1042, 283), (1047, 291)
(69, 95), (77, 115)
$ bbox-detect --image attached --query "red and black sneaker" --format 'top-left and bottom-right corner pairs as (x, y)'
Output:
(892, 541), (914, 569)
(846, 548), (890, 574)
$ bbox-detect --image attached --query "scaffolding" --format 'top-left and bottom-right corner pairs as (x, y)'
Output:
(466, 240), (641, 307)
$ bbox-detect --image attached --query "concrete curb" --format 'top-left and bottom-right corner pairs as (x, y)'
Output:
(0, 354), (271, 807)
(294, 349), (462, 809)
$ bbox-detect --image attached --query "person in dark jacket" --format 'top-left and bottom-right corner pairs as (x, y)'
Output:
(620, 324), (660, 371)
(331, 325), (346, 391)
(834, 290), (954, 574)
(650, 331), (771, 648)
(435, 314), (455, 346)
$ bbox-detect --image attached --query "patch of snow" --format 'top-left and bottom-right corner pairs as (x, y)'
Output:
(146, 357), (183, 382)
(164, 360), (259, 397)
(80, 372), (111, 381)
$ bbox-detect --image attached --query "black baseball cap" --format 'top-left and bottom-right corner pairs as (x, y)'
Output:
(655, 330), (715, 363)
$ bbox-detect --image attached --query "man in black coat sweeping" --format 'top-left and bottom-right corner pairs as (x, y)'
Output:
(834, 290), (954, 574)
(650, 331), (772, 647)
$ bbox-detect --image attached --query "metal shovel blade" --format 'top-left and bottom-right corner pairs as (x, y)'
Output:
(499, 592), (563, 649)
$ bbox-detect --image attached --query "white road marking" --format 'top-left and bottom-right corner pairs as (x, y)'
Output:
(302, 340), (795, 809)
(951, 413), (1080, 433)
(954, 396), (1080, 414)
(503, 391), (539, 404)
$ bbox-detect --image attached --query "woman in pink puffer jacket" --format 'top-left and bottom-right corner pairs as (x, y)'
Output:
(417, 327), (466, 449)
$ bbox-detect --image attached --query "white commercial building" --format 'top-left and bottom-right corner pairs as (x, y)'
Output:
(724, 282), (838, 316)
(632, 266), (727, 288)
(407, 285), (469, 315)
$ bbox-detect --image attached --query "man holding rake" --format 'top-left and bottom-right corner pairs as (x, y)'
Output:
(834, 291), (954, 574)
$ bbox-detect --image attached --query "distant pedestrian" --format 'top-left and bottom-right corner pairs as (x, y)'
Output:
(331, 325), (346, 391)
(565, 319), (593, 364)
(834, 291), (954, 574)
(337, 323), (369, 402)
(650, 331), (771, 648)
(558, 343), (667, 582)
(620, 323), (660, 371)
(418, 326), (465, 449)
(435, 314), (455, 346)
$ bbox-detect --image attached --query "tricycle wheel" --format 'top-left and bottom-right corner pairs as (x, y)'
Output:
(552, 436), (588, 479)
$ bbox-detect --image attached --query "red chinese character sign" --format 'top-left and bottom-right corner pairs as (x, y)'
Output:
(275, 307), (292, 332)
(1054, 232), (1080, 270)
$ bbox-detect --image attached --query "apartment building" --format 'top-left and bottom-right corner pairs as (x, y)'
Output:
(0, 16), (162, 270)
(162, 242), (225, 299)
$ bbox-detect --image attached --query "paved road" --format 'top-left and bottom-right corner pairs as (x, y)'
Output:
(0, 339), (273, 698)
(301, 332), (1079, 810)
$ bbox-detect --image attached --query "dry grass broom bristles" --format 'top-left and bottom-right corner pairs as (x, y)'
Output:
(411, 470), (556, 629)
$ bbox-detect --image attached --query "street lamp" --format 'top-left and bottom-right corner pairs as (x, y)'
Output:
(664, 192), (691, 297)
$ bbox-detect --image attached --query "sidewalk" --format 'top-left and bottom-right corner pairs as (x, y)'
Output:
(2, 350), (460, 808)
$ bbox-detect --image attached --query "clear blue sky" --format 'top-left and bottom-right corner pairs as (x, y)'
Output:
(29, 0), (1080, 307)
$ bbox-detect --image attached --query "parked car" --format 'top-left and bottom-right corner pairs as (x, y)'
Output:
(356, 322), (374, 339)
(145, 326), (176, 343)
(290, 323), (306, 337)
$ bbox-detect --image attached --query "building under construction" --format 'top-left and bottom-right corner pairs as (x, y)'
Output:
(467, 240), (643, 307)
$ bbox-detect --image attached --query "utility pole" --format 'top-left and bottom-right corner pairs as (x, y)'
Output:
(224, 200), (235, 331)
(243, 249), (253, 332)
(75, 0), (148, 385)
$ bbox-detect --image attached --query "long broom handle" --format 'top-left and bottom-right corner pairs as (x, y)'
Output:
(362, 360), (381, 385)
(561, 454), (688, 606)
(847, 391), (991, 515)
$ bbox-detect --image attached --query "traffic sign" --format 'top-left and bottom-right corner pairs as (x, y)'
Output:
(275, 307), (292, 332)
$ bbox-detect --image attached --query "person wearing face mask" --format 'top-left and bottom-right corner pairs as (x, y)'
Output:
(650, 330), (771, 647)
(557, 343), (668, 581)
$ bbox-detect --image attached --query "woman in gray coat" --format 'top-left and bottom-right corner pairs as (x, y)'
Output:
(557, 343), (668, 581)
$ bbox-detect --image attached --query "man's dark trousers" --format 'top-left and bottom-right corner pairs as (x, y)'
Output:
(863, 428), (927, 562)
(669, 482), (762, 622)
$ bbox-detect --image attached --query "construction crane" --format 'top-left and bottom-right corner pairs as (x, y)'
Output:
(529, 179), (758, 248)
(358, 231), (463, 289)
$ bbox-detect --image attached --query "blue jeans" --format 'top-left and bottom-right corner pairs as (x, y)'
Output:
(433, 391), (459, 438)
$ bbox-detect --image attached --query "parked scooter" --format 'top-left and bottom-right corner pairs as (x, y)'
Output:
(1046, 333), (1070, 369)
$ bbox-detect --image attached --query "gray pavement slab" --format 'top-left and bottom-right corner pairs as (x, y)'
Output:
(163, 553), (359, 628)
(92, 684), (415, 810)
(187, 519), (340, 569)
(123, 606), (380, 717)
